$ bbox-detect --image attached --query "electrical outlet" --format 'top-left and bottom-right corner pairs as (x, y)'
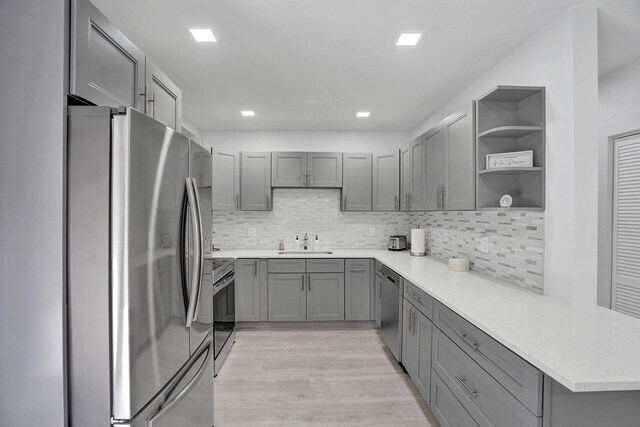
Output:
(369, 227), (376, 236)
(476, 235), (489, 253)
(247, 227), (257, 237)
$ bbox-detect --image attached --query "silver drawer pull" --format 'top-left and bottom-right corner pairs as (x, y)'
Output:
(455, 375), (478, 398)
(455, 331), (480, 353)
(408, 291), (422, 302)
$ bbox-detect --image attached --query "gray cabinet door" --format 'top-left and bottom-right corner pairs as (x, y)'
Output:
(400, 145), (412, 211)
(268, 274), (306, 321)
(145, 58), (182, 132)
(402, 301), (419, 380)
(306, 273), (345, 321)
(345, 259), (371, 320)
(415, 310), (432, 404)
(423, 125), (445, 210)
(212, 148), (240, 211)
(240, 152), (272, 211)
(372, 150), (400, 211)
(235, 259), (260, 321)
(342, 153), (372, 211)
(374, 274), (382, 328)
(71, 0), (145, 110)
(272, 152), (306, 187)
(308, 152), (342, 187)
(444, 103), (476, 210)
(410, 138), (424, 211)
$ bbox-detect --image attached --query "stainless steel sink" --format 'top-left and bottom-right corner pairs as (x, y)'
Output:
(278, 250), (333, 255)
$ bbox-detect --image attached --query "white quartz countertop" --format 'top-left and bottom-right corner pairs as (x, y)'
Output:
(206, 249), (640, 393)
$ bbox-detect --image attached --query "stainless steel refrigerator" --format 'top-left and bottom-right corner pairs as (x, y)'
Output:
(67, 106), (213, 426)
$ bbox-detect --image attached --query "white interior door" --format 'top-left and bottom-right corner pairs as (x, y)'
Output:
(612, 133), (640, 319)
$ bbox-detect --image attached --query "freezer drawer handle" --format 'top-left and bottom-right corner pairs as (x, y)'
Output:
(148, 342), (212, 426)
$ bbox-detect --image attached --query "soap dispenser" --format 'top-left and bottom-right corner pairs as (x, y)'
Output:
(314, 235), (320, 250)
(294, 235), (300, 250)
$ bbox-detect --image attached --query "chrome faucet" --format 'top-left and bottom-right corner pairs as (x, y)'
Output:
(303, 233), (309, 250)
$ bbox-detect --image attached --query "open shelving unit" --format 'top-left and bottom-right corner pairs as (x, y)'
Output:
(475, 86), (545, 210)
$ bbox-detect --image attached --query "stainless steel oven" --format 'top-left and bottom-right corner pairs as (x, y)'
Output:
(211, 258), (236, 375)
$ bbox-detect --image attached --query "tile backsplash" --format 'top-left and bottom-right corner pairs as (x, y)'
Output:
(410, 211), (544, 293)
(211, 189), (544, 293)
(212, 189), (410, 249)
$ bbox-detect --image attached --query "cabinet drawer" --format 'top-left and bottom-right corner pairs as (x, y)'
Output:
(267, 259), (306, 273)
(434, 301), (542, 415)
(432, 328), (541, 427)
(403, 279), (433, 320)
(431, 371), (481, 427)
(306, 259), (345, 273)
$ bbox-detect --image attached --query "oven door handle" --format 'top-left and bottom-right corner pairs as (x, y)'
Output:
(213, 275), (234, 296)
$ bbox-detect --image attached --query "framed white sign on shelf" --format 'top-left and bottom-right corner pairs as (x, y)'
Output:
(486, 150), (533, 169)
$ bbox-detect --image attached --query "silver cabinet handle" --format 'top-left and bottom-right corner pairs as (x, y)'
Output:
(349, 269), (367, 272)
(455, 331), (480, 353)
(408, 308), (413, 335)
(408, 291), (421, 302)
(394, 194), (398, 209)
(302, 275), (305, 291)
(254, 260), (258, 277)
(235, 194), (239, 209)
(455, 375), (478, 399)
(412, 310), (417, 336)
(442, 187), (446, 209)
(147, 85), (156, 119)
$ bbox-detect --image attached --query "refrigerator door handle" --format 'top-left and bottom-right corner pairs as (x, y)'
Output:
(185, 178), (201, 328)
(190, 178), (205, 320)
(147, 341), (212, 427)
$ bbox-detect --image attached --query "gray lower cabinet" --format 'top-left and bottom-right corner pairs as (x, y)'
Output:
(306, 273), (345, 321)
(342, 153), (372, 211)
(240, 152), (272, 211)
(213, 148), (240, 211)
(236, 259), (260, 321)
(431, 372), (480, 427)
(267, 273), (306, 321)
(372, 150), (400, 211)
(443, 103), (476, 210)
(71, 0), (145, 111)
(374, 273), (382, 328)
(423, 125), (445, 210)
(145, 58), (182, 131)
(345, 259), (371, 321)
(402, 299), (432, 404)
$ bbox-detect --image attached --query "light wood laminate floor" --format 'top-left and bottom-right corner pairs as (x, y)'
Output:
(214, 328), (440, 427)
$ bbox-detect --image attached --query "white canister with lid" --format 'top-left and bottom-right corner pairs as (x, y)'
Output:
(448, 257), (470, 272)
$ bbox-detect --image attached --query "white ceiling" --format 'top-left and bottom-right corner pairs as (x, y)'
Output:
(91, 0), (640, 132)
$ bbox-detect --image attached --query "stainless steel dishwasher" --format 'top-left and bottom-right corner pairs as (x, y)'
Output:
(379, 264), (403, 362)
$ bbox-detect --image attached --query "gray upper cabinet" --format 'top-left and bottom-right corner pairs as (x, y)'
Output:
(145, 58), (182, 131)
(212, 148), (240, 211)
(345, 259), (372, 321)
(236, 259), (260, 322)
(268, 274), (306, 321)
(400, 145), (411, 212)
(372, 150), (400, 211)
(306, 273), (345, 321)
(342, 153), (372, 211)
(443, 103), (476, 210)
(71, 0), (145, 110)
(423, 125), (446, 210)
(240, 152), (272, 211)
(308, 152), (342, 187)
(271, 152), (306, 187)
(272, 152), (342, 188)
(410, 138), (424, 211)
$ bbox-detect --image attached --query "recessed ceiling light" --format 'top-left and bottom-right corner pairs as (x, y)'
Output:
(356, 112), (370, 118)
(304, 98), (318, 105)
(241, 110), (255, 117)
(396, 33), (422, 46)
(189, 28), (216, 42)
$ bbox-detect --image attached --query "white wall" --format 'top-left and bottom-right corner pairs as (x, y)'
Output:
(203, 130), (409, 152)
(0, 0), (68, 425)
(409, 6), (600, 305)
(597, 59), (640, 307)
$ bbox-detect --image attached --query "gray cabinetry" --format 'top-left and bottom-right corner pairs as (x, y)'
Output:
(342, 153), (372, 211)
(403, 301), (432, 404)
(374, 263), (383, 328)
(144, 58), (182, 131)
(272, 152), (342, 188)
(235, 259), (260, 321)
(372, 150), (400, 211)
(306, 273), (345, 321)
(431, 372), (481, 427)
(423, 125), (446, 210)
(443, 103), (476, 210)
(400, 145), (412, 211)
(345, 259), (372, 321)
(410, 138), (424, 211)
(71, 0), (145, 110)
(212, 148), (240, 211)
(267, 273), (306, 321)
(240, 152), (272, 211)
